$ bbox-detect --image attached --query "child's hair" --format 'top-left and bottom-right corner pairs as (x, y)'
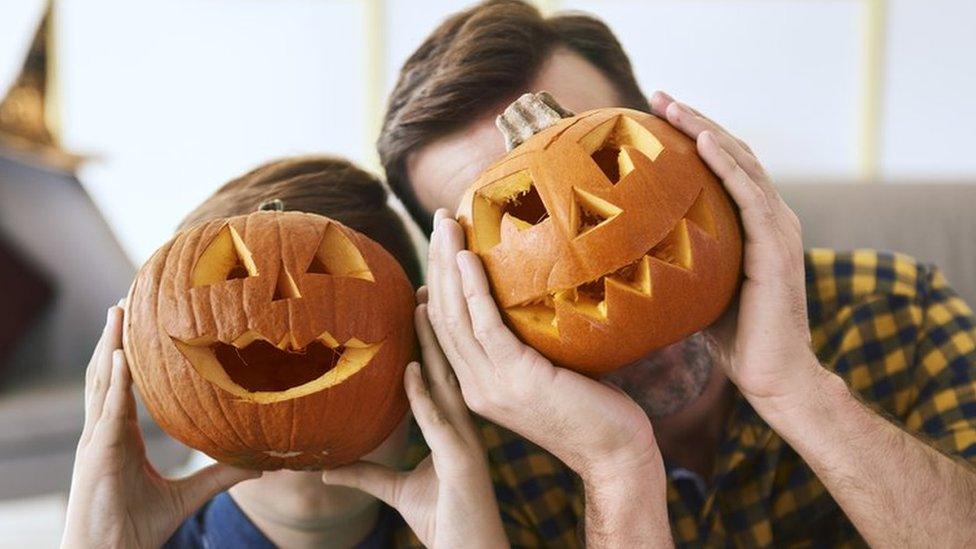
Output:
(179, 155), (423, 287)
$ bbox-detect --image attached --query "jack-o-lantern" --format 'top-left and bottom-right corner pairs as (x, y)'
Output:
(123, 206), (415, 470)
(458, 93), (742, 374)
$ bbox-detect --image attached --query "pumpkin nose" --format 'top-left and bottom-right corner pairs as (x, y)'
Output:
(272, 260), (301, 301)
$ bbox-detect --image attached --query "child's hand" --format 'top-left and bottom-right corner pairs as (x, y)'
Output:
(61, 304), (262, 549)
(322, 295), (507, 549)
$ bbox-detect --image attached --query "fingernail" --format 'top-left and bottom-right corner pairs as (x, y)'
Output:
(117, 297), (126, 307)
(654, 90), (674, 103)
(701, 130), (717, 145)
(406, 362), (425, 386)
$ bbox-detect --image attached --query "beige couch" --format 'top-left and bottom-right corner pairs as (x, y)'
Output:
(780, 183), (976, 307)
(0, 182), (973, 502)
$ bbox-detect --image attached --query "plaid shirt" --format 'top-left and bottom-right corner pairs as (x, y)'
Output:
(395, 249), (976, 547)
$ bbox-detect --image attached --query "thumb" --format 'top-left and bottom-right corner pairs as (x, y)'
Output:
(173, 462), (263, 515)
(322, 461), (404, 507)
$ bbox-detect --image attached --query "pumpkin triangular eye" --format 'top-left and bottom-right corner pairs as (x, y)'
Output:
(272, 262), (302, 301)
(580, 115), (664, 185)
(468, 170), (550, 252)
(502, 182), (549, 227)
(192, 225), (258, 287)
(305, 224), (374, 281)
(572, 187), (621, 237)
(306, 255), (329, 275)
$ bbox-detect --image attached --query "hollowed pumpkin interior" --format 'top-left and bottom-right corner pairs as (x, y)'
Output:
(212, 339), (344, 392)
(173, 333), (383, 404)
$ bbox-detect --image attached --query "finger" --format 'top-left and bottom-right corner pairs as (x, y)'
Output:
(651, 91), (755, 155)
(416, 285), (428, 304)
(403, 362), (467, 460)
(403, 362), (459, 453)
(455, 250), (528, 366)
(415, 305), (467, 412)
(85, 327), (106, 399)
(664, 101), (767, 184)
(87, 306), (124, 421)
(174, 463), (263, 516)
(432, 208), (450, 231)
(648, 89), (675, 112)
(697, 131), (787, 241)
(322, 461), (405, 508)
(102, 350), (136, 422)
(425, 218), (490, 382)
(85, 303), (122, 390)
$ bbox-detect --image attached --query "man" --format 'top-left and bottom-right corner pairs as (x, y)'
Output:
(379, 1), (976, 546)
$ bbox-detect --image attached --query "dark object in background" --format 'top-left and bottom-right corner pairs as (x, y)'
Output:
(0, 235), (53, 383)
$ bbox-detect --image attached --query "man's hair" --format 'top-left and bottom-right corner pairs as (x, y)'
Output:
(179, 156), (423, 287)
(379, 0), (648, 233)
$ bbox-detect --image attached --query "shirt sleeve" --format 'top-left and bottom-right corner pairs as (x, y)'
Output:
(904, 265), (976, 463)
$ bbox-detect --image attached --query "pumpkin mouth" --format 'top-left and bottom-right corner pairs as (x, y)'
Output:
(505, 189), (715, 335)
(211, 339), (344, 392)
(171, 330), (383, 404)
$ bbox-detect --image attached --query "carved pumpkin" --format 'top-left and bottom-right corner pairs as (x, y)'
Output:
(458, 93), (742, 374)
(123, 209), (415, 470)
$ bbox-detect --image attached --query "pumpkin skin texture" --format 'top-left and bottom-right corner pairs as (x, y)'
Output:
(122, 211), (415, 470)
(458, 107), (743, 375)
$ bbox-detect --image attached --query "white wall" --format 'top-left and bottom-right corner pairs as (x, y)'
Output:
(0, 0), (45, 98)
(47, 0), (976, 265)
(56, 0), (370, 264)
(564, 0), (864, 178)
(881, 0), (976, 178)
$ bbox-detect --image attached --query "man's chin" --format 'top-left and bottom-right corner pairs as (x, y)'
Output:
(605, 342), (687, 385)
(603, 335), (715, 419)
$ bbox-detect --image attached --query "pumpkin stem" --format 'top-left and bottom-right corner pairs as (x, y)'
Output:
(258, 198), (285, 212)
(496, 91), (574, 151)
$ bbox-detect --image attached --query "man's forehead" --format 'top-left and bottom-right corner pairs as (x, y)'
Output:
(406, 111), (507, 214)
(405, 48), (629, 216)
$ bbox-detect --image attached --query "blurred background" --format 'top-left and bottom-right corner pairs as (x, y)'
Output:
(0, 0), (974, 545)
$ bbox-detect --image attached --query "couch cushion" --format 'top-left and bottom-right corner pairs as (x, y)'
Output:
(780, 183), (976, 307)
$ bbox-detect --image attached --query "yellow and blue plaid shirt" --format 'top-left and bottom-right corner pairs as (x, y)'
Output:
(397, 249), (976, 547)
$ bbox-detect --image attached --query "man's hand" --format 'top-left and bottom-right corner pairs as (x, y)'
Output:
(425, 210), (672, 547)
(61, 304), (262, 549)
(322, 299), (507, 549)
(650, 91), (976, 548)
(648, 91), (828, 417)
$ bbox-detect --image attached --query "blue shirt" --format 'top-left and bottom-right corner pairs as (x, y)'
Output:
(165, 492), (397, 548)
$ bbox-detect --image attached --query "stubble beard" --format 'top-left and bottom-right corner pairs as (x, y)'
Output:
(603, 332), (717, 419)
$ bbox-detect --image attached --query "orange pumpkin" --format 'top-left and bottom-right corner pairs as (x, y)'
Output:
(123, 209), (415, 470)
(459, 94), (742, 374)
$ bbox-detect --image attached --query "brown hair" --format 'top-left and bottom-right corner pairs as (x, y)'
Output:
(379, 0), (648, 233)
(179, 156), (423, 287)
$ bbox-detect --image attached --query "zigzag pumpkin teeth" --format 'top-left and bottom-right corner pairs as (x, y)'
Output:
(649, 219), (692, 270)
